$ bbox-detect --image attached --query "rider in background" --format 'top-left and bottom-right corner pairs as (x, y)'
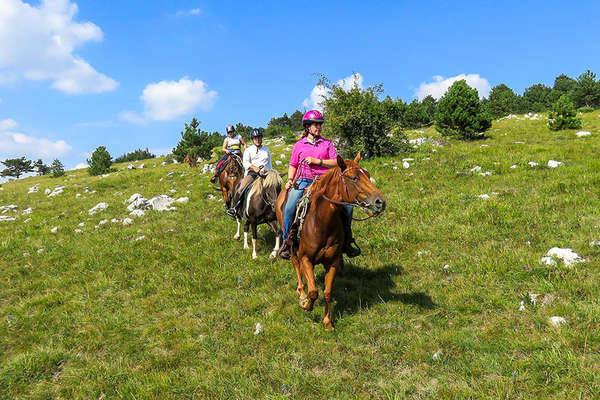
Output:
(210, 125), (246, 183)
(278, 110), (361, 260)
(226, 129), (272, 218)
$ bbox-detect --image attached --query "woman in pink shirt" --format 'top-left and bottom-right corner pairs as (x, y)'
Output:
(278, 110), (360, 259)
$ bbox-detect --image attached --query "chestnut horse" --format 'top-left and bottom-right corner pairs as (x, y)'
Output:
(216, 154), (244, 209)
(275, 153), (386, 330)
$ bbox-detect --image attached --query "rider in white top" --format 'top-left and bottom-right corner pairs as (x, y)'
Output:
(227, 129), (272, 217)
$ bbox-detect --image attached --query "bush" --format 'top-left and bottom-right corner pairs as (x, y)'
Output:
(114, 148), (156, 163)
(548, 94), (582, 131)
(486, 83), (522, 118)
(87, 146), (113, 176)
(172, 118), (222, 162)
(323, 77), (410, 159)
(578, 106), (594, 113)
(434, 80), (492, 140)
(163, 154), (175, 164)
(50, 159), (65, 178)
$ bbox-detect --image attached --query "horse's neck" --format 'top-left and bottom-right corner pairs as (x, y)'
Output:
(309, 170), (344, 221)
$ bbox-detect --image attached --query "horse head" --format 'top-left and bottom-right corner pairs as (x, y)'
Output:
(332, 152), (386, 216)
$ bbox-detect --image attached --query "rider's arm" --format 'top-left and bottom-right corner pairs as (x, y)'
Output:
(242, 147), (252, 172)
(285, 165), (297, 190)
(240, 136), (246, 151)
(222, 139), (229, 154)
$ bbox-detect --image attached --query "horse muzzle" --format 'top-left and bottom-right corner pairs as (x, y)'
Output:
(361, 194), (386, 216)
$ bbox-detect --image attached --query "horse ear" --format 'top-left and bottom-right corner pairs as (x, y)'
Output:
(354, 152), (361, 164)
(336, 155), (346, 171)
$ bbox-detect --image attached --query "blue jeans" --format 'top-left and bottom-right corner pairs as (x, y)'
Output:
(282, 178), (353, 240)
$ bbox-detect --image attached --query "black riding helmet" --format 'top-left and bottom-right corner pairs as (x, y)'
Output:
(250, 128), (263, 138)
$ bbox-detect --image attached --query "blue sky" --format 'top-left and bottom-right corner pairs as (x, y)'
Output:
(1, 0), (599, 173)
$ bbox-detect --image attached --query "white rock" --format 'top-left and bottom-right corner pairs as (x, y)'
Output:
(148, 195), (176, 211)
(470, 166), (482, 173)
(541, 247), (585, 267)
(28, 185), (40, 194)
(51, 226), (58, 233)
(417, 250), (430, 256)
(528, 161), (539, 167)
(48, 186), (66, 197)
(443, 264), (450, 271)
(432, 351), (442, 360)
(166, 172), (174, 178)
(37, 248), (44, 254)
(127, 197), (150, 211)
(75, 193), (82, 198)
(402, 158), (414, 162)
(74, 229), (83, 233)
(127, 164), (135, 170)
(514, 141), (525, 144)
(135, 235), (145, 241)
(576, 131), (591, 137)
(123, 218), (133, 225)
(548, 316), (567, 326)
(101, 173), (110, 178)
(402, 161), (410, 169)
(275, 160), (282, 165)
(409, 137), (427, 146)
(392, 166), (399, 170)
(479, 171), (493, 176)
(138, 163), (145, 168)
(510, 165), (518, 169)
(169, 189), (177, 193)
(0, 204), (18, 213)
(23, 218), (31, 223)
(207, 194), (216, 200)
(22, 208), (32, 215)
(129, 209), (146, 217)
(99, 219), (108, 225)
(254, 322), (263, 335)
(111, 218), (120, 223)
(547, 160), (563, 168)
(78, 222), (85, 227)
(477, 194), (490, 199)
(88, 202), (109, 215)
(528, 293), (540, 305)
(44, 188), (51, 195)
(176, 197), (189, 204)
(589, 240), (600, 247)
(519, 301), (525, 311)
(279, 154), (286, 159)
(125, 193), (144, 204)
(0, 216), (16, 222)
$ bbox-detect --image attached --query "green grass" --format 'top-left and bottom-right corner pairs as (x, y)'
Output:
(1, 112), (600, 398)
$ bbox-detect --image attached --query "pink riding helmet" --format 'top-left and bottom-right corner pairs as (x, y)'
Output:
(302, 109), (325, 126)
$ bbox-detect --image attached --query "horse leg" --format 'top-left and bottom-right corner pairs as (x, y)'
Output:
(221, 185), (230, 209)
(268, 221), (280, 259)
(299, 256), (318, 311)
(243, 220), (250, 250)
(291, 254), (307, 303)
(233, 217), (241, 240)
(322, 258), (342, 331)
(251, 222), (258, 259)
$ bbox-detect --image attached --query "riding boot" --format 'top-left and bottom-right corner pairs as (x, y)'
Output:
(226, 193), (241, 218)
(341, 212), (361, 258)
(278, 224), (298, 260)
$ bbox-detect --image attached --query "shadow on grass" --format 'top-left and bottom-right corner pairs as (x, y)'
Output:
(316, 263), (436, 318)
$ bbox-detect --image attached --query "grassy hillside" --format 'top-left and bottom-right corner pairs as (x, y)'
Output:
(1, 112), (600, 399)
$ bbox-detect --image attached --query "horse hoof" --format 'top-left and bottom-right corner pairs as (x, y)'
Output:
(298, 298), (310, 310)
(252, 254), (257, 260)
(233, 234), (240, 240)
(324, 323), (334, 331)
(243, 245), (249, 250)
(269, 252), (276, 259)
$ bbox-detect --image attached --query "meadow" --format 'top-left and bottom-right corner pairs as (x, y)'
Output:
(1, 112), (600, 399)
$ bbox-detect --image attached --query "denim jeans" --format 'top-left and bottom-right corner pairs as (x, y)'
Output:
(282, 178), (353, 239)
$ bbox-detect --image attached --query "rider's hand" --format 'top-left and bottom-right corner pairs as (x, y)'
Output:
(285, 179), (293, 190)
(305, 156), (314, 165)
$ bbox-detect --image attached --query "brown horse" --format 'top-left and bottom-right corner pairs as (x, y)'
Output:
(275, 153), (386, 330)
(239, 170), (282, 259)
(183, 154), (197, 168)
(216, 154), (243, 211)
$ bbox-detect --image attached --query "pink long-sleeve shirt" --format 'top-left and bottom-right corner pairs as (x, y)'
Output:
(289, 136), (338, 180)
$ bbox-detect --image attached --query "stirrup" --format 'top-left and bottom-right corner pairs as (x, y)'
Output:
(225, 208), (238, 218)
(210, 175), (218, 184)
(343, 238), (361, 258)
(278, 240), (293, 260)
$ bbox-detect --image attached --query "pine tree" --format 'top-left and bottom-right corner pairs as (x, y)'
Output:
(0, 157), (34, 179)
(548, 94), (582, 131)
(50, 159), (65, 177)
(434, 80), (492, 139)
(87, 146), (113, 176)
(33, 159), (50, 175)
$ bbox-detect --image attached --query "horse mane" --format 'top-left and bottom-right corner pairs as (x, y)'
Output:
(252, 170), (282, 200)
(310, 165), (343, 200)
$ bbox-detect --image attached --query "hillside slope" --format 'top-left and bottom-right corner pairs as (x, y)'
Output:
(1, 112), (600, 398)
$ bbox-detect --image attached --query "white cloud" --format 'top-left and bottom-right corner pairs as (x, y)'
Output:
(72, 162), (88, 170)
(176, 8), (201, 17)
(302, 73), (363, 111)
(121, 77), (217, 123)
(0, 0), (118, 94)
(0, 119), (18, 130)
(119, 111), (146, 125)
(415, 74), (491, 101)
(0, 119), (71, 159)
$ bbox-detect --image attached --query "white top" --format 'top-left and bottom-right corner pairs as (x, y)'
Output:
(224, 134), (243, 151)
(242, 145), (272, 176)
